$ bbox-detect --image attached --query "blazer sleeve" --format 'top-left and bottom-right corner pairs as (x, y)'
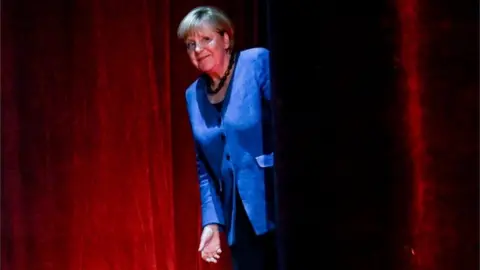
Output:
(194, 142), (225, 228)
(185, 90), (225, 229)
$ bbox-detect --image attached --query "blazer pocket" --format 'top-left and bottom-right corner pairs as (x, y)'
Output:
(255, 153), (274, 168)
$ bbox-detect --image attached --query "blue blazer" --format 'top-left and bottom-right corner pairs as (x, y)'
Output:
(185, 48), (275, 245)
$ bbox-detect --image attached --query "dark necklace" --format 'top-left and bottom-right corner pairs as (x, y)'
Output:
(206, 52), (236, 95)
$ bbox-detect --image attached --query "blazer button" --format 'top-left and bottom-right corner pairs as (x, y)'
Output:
(226, 154), (230, 160)
(220, 133), (225, 141)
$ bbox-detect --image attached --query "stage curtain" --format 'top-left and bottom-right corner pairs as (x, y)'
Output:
(1, 0), (262, 269)
(396, 0), (478, 268)
(267, 0), (477, 269)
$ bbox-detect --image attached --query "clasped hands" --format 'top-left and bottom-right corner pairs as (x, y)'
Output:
(198, 224), (222, 263)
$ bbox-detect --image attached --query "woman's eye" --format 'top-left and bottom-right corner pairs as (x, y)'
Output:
(203, 37), (211, 42)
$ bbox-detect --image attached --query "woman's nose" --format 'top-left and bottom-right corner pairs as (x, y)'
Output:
(194, 44), (204, 53)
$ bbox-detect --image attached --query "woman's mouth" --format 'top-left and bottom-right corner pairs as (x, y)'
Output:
(197, 55), (209, 62)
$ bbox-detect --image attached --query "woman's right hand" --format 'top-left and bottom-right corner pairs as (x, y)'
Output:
(198, 224), (222, 263)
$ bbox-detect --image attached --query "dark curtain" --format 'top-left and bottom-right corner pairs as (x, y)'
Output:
(268, 0), (478, 270)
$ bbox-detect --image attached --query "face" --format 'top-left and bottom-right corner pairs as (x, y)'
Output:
(185, 23), (230, 74)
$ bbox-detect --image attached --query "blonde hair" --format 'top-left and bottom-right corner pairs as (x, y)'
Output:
(177, 6), (234, 50)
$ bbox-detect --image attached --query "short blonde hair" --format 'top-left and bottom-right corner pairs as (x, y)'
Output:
(177, 6), (234, 50)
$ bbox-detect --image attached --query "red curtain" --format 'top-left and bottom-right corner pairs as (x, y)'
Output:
(1, 0), (260, 269)
(397, 0), (478, 269)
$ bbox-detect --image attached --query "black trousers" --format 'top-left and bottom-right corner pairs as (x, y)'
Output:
(230, 190), (278, 270)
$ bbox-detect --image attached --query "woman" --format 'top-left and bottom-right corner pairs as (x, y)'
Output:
(177, 6), (277, 270)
